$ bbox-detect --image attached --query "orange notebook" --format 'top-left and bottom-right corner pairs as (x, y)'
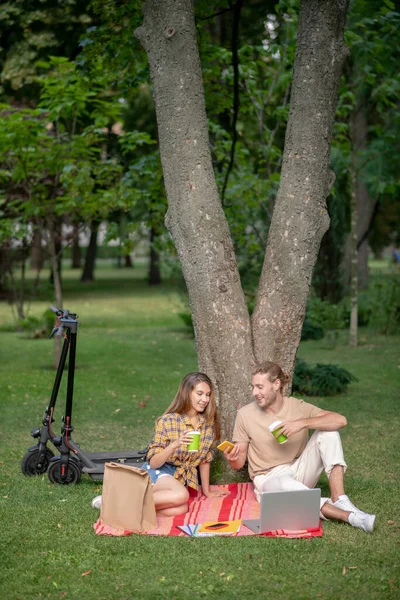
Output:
(196, 520), (242, 536)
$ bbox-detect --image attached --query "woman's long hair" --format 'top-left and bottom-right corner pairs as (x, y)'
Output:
(161, 372), (220, 440)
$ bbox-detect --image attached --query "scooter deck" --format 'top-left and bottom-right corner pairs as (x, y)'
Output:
(86, 449), (146, 460)
(81, 449), (146, 480)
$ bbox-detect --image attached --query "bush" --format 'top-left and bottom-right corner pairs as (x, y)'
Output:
(340, 295), (372, 327)
(367, 274), (400, 334)
(301, 319), (325, 341)
(18, 315), (42, 332)
(293, 358), (357, 396)
(18, 309), (57, 339)
(178, 311), (194, 336)
(305, 296), (347, 330)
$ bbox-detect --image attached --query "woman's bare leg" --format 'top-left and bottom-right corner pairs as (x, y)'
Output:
(152, 476), (189, 516)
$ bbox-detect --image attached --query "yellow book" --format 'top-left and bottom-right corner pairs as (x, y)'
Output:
(196, 520), (242, 536)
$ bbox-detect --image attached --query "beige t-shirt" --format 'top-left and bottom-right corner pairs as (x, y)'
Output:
(232, 396), (321, 479)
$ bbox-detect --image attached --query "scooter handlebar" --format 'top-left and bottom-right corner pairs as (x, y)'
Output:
(48, 307), (77, 338)
(48, 325), (64, 339)
(49, 306), (71, 318)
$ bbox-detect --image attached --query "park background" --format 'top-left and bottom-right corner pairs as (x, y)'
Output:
(0, 0), (399, 599)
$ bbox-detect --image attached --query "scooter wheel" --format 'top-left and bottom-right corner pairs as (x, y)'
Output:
(21, 448), (55, 476)
(47, 457), (81, 485)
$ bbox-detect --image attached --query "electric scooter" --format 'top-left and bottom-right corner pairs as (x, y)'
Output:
(21, 307), (147, 484)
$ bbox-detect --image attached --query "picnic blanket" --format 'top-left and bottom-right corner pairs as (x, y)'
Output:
(94, 483), (323, 538)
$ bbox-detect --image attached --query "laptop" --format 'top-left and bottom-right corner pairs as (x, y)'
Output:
(243, 489), (321, 533)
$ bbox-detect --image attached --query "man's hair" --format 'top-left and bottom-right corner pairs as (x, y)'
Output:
(252, 361), (290, 390)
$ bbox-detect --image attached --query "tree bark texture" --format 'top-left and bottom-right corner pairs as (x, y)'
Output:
(135, 0), (254, 436)
(252, 0), (349, 375)
(136, 0), (349, 437)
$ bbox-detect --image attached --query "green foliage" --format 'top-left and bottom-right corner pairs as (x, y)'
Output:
(293, 358), (357, 396)
(197, 0), (299, 291)
(17, 307), (56, 338)
(0, 0), (93, 99)
(365, 273), (400, 334)
(300, 319), (325, 341)
(17, 314), (42, 332)
(305, 296), (347, 331)
(312, 149), (349, 303)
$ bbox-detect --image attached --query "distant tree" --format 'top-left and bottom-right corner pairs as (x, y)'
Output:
(0, 58), (153, 317)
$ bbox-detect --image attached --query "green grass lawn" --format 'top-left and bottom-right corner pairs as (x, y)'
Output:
(0, 265), (399, 600)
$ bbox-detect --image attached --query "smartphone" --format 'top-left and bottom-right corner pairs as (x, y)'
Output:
(203, 522), (228, 531)
(217, 440), (235, 453)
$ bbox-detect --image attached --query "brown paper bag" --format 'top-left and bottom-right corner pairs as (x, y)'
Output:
(100, 462), (157, 532)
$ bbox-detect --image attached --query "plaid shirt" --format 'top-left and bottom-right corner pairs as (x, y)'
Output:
(146, 412), (215, 490)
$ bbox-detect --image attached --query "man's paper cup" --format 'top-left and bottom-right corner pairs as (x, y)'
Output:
(268, 420), (288, 444)
(187, 431), (200, 452)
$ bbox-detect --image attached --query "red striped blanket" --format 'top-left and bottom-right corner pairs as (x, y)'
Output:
(94, 483), (323, 538)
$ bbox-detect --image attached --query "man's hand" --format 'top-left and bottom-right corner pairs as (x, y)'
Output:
(278, 419), (307, 438)
(224, 442), (241, 462)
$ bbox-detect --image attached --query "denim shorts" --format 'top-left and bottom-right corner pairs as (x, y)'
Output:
(141, 462), (177, 484)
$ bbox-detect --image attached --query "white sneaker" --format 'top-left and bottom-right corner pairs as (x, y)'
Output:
(348, 511), (375, 533)
(330, 494), (365, 515)
(91, 495), (102, 509)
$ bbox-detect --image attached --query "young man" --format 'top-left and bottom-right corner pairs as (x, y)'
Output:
(225, 361), (375, 532)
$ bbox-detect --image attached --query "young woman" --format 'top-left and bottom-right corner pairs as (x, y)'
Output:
(142, 372), (228, 516)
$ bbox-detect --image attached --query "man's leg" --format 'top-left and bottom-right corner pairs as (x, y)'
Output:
(255, 431), (375, 532)
(328, 465), (345, 502)
(292, 430), (347, 492)
(293, 431), (375, 531)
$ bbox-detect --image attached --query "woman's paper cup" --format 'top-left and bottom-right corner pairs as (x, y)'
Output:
(268, 420), (288, 444)
(187, 431), (200, 452)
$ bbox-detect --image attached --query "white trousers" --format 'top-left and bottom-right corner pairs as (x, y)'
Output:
(253, 431), (347, 511)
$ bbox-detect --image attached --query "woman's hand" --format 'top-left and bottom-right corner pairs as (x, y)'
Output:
(203, 488), (230, 498)
(170, 430), (194, 451)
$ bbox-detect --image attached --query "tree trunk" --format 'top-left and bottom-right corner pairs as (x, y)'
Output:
(30, 224), (43, 271)
(71, 223), (81, 269)
(48, 217), (62, 287)
(125, 254), (133, 268)
(148, 225), (161, 286)
(81, 221), (99, 282)
(136, 1), (254, 436)
(135, 0), (349, 438)
(0, 247), (11, 299)
(252, 0), (349, 375)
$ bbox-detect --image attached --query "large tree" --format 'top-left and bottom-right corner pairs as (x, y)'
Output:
(135, 0), (349, 437)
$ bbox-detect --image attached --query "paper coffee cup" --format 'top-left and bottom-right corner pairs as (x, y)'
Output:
(268, 420), (288, 444)
(187, 431), (200, 452)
